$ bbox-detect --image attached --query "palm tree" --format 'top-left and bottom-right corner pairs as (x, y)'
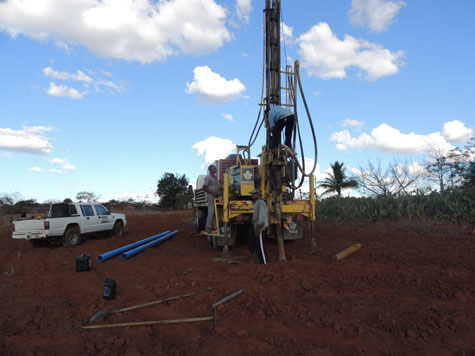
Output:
(319, 161), (358, 197)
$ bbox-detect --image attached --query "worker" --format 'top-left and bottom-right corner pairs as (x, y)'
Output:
(202, 165), (220, 232)
(267, 104), (295, 149)
(248, 188), (268, 264)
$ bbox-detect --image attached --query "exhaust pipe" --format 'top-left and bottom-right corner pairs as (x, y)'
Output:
(120, 230), (179, 261)
(97, 230), (171, 262)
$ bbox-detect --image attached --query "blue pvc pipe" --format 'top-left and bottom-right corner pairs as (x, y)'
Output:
(120, 230), (179, 261)
(96, 230), (171, 262)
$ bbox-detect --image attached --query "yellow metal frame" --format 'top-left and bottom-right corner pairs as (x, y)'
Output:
(206, 161), (316, 239)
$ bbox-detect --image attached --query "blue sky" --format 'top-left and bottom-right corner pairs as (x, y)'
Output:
(1, 0), (474, 203)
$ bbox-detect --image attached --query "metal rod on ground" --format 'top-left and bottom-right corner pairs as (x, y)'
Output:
(211, 289), (245, 329)
(212, 289), (245, 309)
(332, 243), (362, 261)
(82, 316), (215, 330)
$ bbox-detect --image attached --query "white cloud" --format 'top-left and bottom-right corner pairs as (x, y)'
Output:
(192, 136), (236, 169)
(0, 126), (53, 154)
(396, 161), (426, 177)
(23, 126), (53, 135)
(51, 157), (68, 165)
(43, 66), (92, 82)
(42, 66), (126, 97)
(50, 169), (62, 174)
(63, 163), (76, 171)
(336, 143), (347, 151)
(281, 22), (293, 42)
(51, 157), (77, 171)
(297, 22), (405, 81)
(94, 79), (127, 95)
(441, 120), (473, 143)
(29, 167), (45, 172)
(46, 82), (84, 99)
(343, 118), (366, 128)
(186, 66), (246, 105)
(297, 157), (323, 179)
(99, 69), (113, 78)
(236, 0), (252, 24)
(0, 0), (232, 63)
(330, 122), (459, 154)
(349, 0), (406, 33)
(222, 113), (234, 122)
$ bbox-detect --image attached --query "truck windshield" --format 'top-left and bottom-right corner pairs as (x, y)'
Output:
(50, 204), (71, 218)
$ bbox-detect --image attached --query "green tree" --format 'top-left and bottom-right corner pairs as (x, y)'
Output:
(460, 137), (475, 187)
(156, 173), (191, 208)
(319, 161), (358, 197)
(76, 191), (98, 202)
(425, 144), (464, 191)
(0, 192), (22, 206)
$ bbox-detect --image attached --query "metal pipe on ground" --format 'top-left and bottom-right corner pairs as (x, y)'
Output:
(120, 230), (179, 261)
(96, 230), (171, 262)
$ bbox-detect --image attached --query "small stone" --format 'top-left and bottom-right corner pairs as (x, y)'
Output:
(455, 292), (467, 303)
(301, 279), (312, 291)
(236, 329), (248, 338)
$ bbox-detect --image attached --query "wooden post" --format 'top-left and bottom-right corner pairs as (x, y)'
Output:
(276, 225), (286, 262)
(332, 243), (362, 261)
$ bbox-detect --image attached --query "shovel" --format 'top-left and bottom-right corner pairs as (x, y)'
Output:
(88, 288), (211, 323)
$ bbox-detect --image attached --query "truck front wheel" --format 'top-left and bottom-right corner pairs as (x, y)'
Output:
(63, 227), (81, 247)
(113, 221), (124, 237)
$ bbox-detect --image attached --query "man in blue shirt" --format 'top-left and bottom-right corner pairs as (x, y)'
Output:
(267, 105), (295, 149)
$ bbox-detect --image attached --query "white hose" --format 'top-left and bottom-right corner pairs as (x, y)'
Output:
(259, 231), (267, 265)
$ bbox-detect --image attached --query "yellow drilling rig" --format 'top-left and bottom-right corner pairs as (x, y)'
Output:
(193, 0), (318, 261)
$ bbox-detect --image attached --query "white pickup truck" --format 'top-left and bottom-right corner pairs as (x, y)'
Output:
(12, 202), (127, 247)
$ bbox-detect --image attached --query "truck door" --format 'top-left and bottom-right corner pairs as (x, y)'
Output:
(80, 204), (97, 233)
(94, 204), (114, 231)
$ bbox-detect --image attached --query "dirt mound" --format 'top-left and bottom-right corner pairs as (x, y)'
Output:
(1, 212), (474, 355)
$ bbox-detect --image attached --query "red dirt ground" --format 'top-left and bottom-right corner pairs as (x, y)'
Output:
(1, 211), (474, 355)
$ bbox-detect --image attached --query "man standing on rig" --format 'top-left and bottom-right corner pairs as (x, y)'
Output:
(267, 104), (295, 149)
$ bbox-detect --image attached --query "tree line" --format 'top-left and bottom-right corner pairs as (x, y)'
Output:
(316, 138), (475, 223)
(319, 137), (474, 198)
(0, 172), (193, 215)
